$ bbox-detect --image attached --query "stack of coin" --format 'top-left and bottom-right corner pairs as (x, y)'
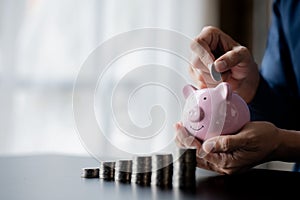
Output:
(153, 153), (173, 188)
(99, 161), (116, 181)
(174, 147), (197, 189)
(115, 159), (133, 183)
(132, 155), (152, 186)
(81, 167), (99, 178)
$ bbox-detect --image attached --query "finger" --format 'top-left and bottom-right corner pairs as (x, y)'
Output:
(202, 134), (247, 154)
(196, 26), (239, 53)
(188, 66), (210, 89)
(174, 122), (202, 148)
(196, 145), (241, 174)
(190, 51), (223, 86)
(197, 150), (238, 173)
(198, 74), (209, 89)
(196, 157), (226, 174)
(190, 52), (210, 73)
(201, 153), (255, 174)
(220, 70), (232, 82)
(181, 133), (200, 148)
(190, 40), (214, 67)
(194, 26), (216, 49)
(174, 122), (188, 141)
(214, 46), (250, 73)
(176, 131), (198, 148)
(175, 135), (185, 148)
(197, 143), (252, 174)
(174, 122), (190, 146)
(188, 65), (201, 82)
(188, 136), (202, 149)
(198, 70), (217, 87)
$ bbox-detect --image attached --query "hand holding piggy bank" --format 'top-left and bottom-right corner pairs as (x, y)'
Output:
(182, 82), (250, 141)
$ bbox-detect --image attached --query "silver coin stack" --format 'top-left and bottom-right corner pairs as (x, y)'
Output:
(174, 147), (197, 189)
(115, 159), (133, 183)
(81, 167), (99, 178)
(99, 161), (116, 181)
(132, 155), (152, 186)
(153, 153), (173, 188)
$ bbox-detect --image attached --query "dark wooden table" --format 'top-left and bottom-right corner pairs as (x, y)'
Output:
(0, 154), (299, 200)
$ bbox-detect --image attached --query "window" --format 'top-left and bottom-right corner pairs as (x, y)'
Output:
(0, 0), (219, 156)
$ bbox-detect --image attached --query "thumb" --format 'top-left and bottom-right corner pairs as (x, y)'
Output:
(214, 45), (249, 72)
(202, 134), (244, 153)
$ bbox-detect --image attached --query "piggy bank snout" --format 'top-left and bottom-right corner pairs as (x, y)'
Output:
(188, 106), (205, 122)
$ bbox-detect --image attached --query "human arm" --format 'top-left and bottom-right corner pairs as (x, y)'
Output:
(248, 0), (300, 130)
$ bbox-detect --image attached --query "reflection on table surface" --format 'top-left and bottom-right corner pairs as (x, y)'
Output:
(0, 155), (299, 200)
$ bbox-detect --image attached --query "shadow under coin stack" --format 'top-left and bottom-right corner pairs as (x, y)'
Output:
(153, 153), (173, 189)
(174, 147), (197, 189)
(99, 161), (115, 181)
(132, 156), (152, 186)
(115, 159), (133, 183)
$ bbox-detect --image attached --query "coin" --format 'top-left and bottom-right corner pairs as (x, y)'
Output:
(81, 167), (99, 178)
(174, 147), (196, 189)
(115, 159), (133, 183)
(132, 155), (152, 186)
(209, 63), (222, 82)
(153, 153), (173, 188)
(99, 161), (116, 181)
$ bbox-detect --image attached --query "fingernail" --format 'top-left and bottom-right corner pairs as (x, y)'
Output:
(215, 60), (227, 71)
(190, 53), (201, 74)
(203, 140), (216, 153)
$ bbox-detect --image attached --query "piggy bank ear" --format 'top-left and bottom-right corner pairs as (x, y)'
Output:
(183, 84), (197, 99)
(216, 82), (232, 100)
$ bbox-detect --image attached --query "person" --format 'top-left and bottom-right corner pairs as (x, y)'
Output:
(175, 0), (300, 175)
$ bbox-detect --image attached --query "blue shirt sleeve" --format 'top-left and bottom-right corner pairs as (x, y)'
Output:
(248, 0), (300, 130)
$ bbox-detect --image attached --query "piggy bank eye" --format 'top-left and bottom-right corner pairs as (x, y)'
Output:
(203, 97), (207, 100)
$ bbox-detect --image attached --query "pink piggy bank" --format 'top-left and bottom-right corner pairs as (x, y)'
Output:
(182, 82), (250, 141)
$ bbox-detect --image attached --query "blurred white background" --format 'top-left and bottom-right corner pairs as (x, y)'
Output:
(0, 0), (219, 156)
(1, 0), (292, 172)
